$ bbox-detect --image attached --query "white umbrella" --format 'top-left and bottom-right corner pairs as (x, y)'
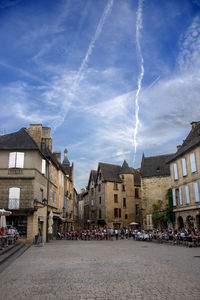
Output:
(0, 208), (12, 216)
(129, 222), (139, 226)
(0, 215), (6, 227)
(0, 209), (12, 228)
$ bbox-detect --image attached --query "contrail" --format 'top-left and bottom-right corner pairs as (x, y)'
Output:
(52, 0), (114, 131)
(72, 0), (114, 92)
(133, 0), (144, 166)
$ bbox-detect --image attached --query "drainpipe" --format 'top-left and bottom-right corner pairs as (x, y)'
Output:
(46, 160), (50, 242)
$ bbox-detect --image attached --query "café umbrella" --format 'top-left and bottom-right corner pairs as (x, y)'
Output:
(0, 209), (12, 228)
(129, 222), (139, 226)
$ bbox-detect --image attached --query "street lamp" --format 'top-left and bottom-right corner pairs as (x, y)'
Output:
(43, 198), (48, 242)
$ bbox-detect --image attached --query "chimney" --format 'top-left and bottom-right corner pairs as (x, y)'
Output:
(27, 124), (42, 149)
(191, 121), (199, 129)
(53, 152), (61, 163)
(176, 145), (181, 151)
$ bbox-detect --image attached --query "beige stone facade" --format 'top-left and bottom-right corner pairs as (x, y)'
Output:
(140, 154), (174, 230)
(169, 122), (200, 230)
(0, 124), (75, 243)
(141, 176), (172, 229)
(85, 161), (141, 230)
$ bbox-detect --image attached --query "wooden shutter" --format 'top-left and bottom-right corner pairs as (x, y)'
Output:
(193, 182), (200, 202)
(42, 159), (46, 174)
(181, 158), (187, 176)
(9, 152), (16, 168)
(173, 163), (178, 180)
(172, 188), (176, 206)
(179, 187), (182, 205)
(190, 153), (197, 173)
(16, 152), (24, 168)
(8, 187), (20, 209)
(184, 185), (190, 204)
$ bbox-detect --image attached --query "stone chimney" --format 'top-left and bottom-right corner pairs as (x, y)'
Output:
(176, 145), (181, 151)
(27, 124), (52, 151)
(191, 121), (200, 130)
(53, 152), (61, 163)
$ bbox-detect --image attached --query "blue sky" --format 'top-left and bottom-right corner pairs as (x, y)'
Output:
(0, 0), (200, 191)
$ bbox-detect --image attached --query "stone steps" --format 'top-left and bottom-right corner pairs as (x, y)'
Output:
(0, 242), (31, 273)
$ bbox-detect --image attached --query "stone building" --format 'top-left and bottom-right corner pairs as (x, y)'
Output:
(86, 170), (97, 229)
(94, 160), (141, 229)
(168, 121), (200, 230)
(0, 124), (75, 243)
(140, 153), (174, 229)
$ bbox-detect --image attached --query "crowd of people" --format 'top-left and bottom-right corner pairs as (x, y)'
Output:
(57, 227), (200, 247)
(0, 225), (19, 249)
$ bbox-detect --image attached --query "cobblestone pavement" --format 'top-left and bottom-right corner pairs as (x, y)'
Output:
(0, 240), (200, 300)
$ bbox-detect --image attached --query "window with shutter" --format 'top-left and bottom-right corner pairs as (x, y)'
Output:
(16, 152), (24, 168)
(190, 153), (197, 173)
(9, 152), (24, 168)
(8, 187), (20, 209)
(193, 182), (200, 202)
(114, 208), (118, 218)
(184, 185), (190, 204)
(179, 187), (182, 205)
(173, 163), (178, 180)
(172, 189), (176, 206)
(50, 190), (53, 205)
(181, 158), (187, 177)
(42, 159), (46, 174)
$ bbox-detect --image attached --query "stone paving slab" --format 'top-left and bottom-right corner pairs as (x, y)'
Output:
(0, 240), (200, 300)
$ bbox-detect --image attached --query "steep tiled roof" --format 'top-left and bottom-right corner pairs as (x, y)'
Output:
(0, 128), (39, 150)
(168, 121), (200, 162)
(141, 154), (174, 178)
(99, 162), (122, 183)
(119, 160), (134, 174)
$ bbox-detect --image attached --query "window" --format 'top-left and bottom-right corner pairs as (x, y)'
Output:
(54, 192), (56, 205)
(91, 188), (94, 195)
(99, 209), (102, 219)
(193, 182), (200, 202)
(121, 175), (124, 180)
(125, 214), (128, 219)
(40, 189), (43, 202)
(98, 184), (101, 192)
(172, 189), (176, 206)
(55, 170), (57, 185)
(181, 158), (187, 177)
(173, 163), (178, 180)
(114, 208), (118, 218)
(114, 194), (118, 203)
(136, 204), (139, 215)
(8, 187), (20, 209)
(135, 188), (139, 198)
(50, 190), (53, 205)
(114, 208), (121, 218)
(114, 183), (118, 190)
(91, 199), (94, 206)
(50, 166), (53, 181)
(175, 188), (179, 205)
(123, 198), (126, 208)
(9, 152), (24, 168)
(190, 153), (197, 173)
(184, 185), (190, 204)
(99, 196), (101, 204)
(122, 185), (125, 191)
(179, 187), (183, 205)
(42, 159), (46, 174)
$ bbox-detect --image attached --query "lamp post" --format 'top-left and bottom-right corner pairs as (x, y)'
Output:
(43, 198), (48, 242)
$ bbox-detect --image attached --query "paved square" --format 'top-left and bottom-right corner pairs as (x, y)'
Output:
(0, 240), (200, 300)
